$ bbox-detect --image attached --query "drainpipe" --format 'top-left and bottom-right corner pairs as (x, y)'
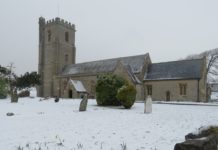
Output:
(197, 79), (200, 102)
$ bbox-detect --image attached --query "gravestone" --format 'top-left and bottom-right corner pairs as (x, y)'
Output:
(79, 93), (88, 111)
(54, 97), (59, 103)
(11, 89), (18, 103)
(144, 96), (152, 113)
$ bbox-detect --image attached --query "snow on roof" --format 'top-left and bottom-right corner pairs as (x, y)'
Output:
(69, 80), (86, 92)
(61, 53), (149, 76)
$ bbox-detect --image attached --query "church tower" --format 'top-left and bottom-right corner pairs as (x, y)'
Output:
(38, 17), (76, 97)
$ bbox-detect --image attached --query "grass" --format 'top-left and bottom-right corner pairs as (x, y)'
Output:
(16, 141), (129, 150)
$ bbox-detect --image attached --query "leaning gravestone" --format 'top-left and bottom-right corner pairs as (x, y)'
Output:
(79, 94), (88, 111)
(11, 89), (18, 103)
(144, 96), (152, 113)
(54, 97), (59, 103)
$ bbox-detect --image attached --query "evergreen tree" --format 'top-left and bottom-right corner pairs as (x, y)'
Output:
(0, 77), (7, 99)
(16, 72), (40, 89)
(96, 74), (126, 106)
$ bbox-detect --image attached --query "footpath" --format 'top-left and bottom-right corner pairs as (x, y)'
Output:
(137, 100), (218, 106)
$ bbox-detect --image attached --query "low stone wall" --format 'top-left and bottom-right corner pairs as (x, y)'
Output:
(174, 127), (218, 150)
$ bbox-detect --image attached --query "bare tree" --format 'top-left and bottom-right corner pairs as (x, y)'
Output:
(206, 51), (218, 76)
(186, 48), (218, 83)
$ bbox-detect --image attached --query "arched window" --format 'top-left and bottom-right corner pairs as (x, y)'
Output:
(65, 32), (69, 42)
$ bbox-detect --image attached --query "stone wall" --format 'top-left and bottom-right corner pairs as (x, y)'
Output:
(136, 84), (144, 100)
(174, 126), (218, 150)
(113, 61), (145, 100)
(59, 75), (97, 99)
(56, 61), (146, 100)
(144, 80), (199, 101)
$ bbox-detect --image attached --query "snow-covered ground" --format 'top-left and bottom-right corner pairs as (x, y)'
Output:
(0, 98), (218, 150)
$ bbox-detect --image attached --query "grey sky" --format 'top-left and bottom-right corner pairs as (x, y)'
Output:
(0, 0), (218, 75)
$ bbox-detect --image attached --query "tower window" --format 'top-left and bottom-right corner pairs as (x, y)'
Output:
(48, 30), (51, 41)
(65, 32), (69, 42)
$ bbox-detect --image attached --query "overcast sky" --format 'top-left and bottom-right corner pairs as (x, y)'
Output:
(0, 0), (218, 75)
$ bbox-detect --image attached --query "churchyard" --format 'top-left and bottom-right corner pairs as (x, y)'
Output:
(1, 91), (218, 150)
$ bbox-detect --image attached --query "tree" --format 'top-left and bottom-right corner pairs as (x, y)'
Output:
(116, 83), (136, 109)
(0, 65), (13, 99)
(0, 65), (10, 76)
(0, 77), (7, 99)
(96, 74), (126, 106)
(16, 72), (40, 89)
(206, 51), (218, 77)
(186, 48), (218, 83)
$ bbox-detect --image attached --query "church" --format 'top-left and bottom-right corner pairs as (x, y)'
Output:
(37, 17), (207, 102)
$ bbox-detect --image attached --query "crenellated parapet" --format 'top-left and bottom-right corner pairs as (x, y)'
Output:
(39, 17), (75, 30)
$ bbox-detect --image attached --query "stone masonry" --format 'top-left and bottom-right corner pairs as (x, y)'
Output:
(38, 17), (76, 97)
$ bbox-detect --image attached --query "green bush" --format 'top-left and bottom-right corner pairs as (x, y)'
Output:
(117, 83), (136, 109)
(96, 74), (126, 106)
(0, 77), (7, 99)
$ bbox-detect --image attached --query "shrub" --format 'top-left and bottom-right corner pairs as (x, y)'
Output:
(0, 77), (7, 99)
(96, 74), (126, 106)
(117, 83), (136, 109)
(18, 90), (30, 97)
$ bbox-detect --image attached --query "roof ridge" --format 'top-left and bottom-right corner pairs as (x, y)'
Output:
(65, 53), (149, 67)
(151, 57), (204, 65)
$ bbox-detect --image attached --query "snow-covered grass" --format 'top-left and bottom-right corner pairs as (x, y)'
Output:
(0, 98), (218, 150)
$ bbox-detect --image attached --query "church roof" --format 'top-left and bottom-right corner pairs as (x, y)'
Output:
(144, 58), (204, 81)
(124, 64), (142, 84)
(61, 53), (149, 76)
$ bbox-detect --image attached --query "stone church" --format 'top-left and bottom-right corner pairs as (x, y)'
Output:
(38, 17), (207, 102)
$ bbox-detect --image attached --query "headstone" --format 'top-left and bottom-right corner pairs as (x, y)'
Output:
(79, 93), (88, 111)
(11, 89), (18, 103)
(144, 96), (152, 113)
(54, 97), (59, 103)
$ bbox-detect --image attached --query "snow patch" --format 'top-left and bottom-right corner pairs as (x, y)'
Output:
(69, 80), (86, 92)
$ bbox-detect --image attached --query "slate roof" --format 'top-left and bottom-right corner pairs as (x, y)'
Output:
(61, 54), (149, 76)
(144, 58), (204, 81)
